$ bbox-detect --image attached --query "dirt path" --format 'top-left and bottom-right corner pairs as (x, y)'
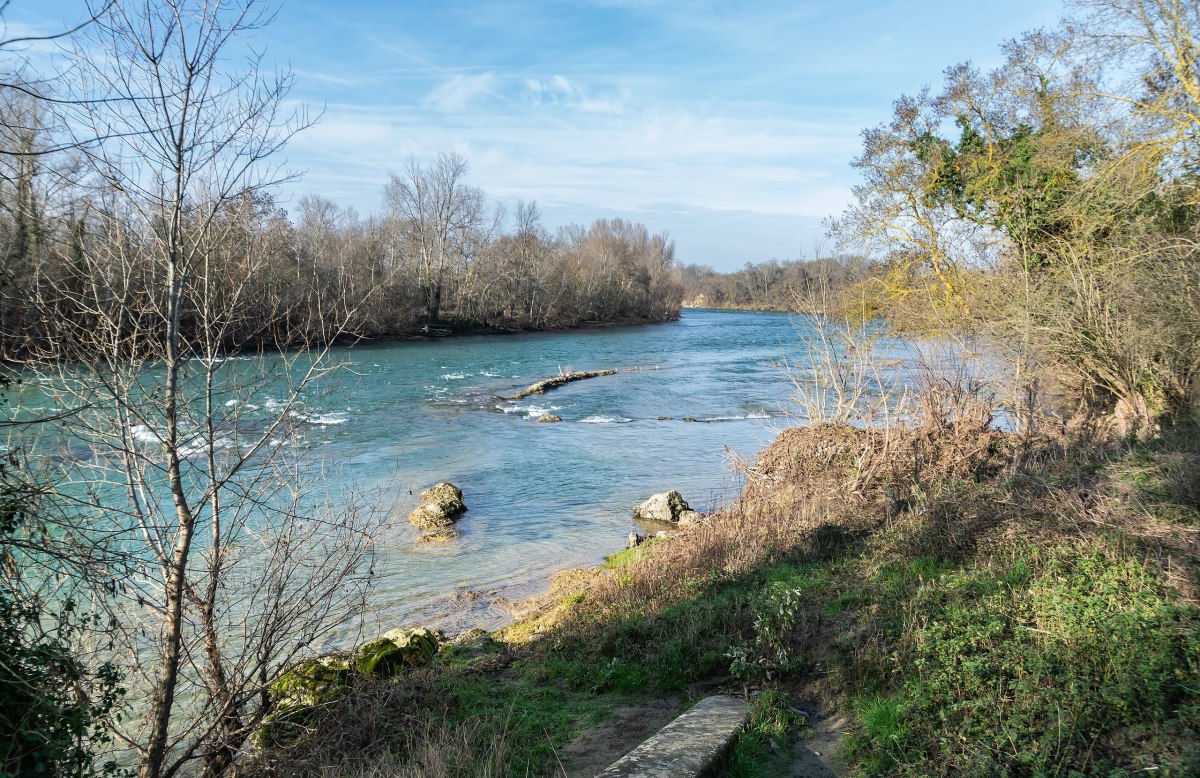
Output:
(785, 705), (849, 778)
(553, 696), (684, 777)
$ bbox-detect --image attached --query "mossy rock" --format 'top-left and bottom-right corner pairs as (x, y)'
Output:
(270, 656), (350, 707)
(407, 502), (458, 528)
(355, 628), (440, 676)
(383, 627), (440, 665)
(258, 656), (352, 747)
(535, 414), (562, 423)
(408, 482), (467, 528)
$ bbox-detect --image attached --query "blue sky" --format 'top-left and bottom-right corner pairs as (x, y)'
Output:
(13, 0), (1063, 270)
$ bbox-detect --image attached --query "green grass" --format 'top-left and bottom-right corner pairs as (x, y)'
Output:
(601, 539), (664, 569)
(435, 674), (610, 775)
(727, 691), (806, 778)
(843, 543), (1200, 776)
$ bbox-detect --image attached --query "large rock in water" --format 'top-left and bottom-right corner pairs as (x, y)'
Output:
(407, 502), (458, 528)
(632, 491), (691, 523)
(407, 481), (467, 529)
(420, 482), (464, 507)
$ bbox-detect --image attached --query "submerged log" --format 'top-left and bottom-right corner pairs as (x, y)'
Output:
(511, 369), (617, 400)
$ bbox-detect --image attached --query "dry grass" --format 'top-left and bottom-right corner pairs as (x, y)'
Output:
(247, 396), (1200, 777)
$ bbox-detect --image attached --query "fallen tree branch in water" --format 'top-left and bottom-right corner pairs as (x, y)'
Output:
(511, 369), (618, 399)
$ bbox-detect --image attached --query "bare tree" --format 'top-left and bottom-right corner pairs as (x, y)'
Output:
(7, 2), (379, 776)
(384, 151), (486, 327)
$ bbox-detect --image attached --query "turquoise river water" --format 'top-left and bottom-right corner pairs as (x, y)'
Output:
(311, 307), (835, 635)
(14, 308), (919, 638)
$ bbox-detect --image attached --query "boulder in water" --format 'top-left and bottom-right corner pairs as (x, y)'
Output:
(420, 482), (464, 507)
(408, 482), (467, 529)
(407, 502), (458, 528)
(417, 526), (460, 542)
(632, 491), (691, 523)
(535, 413), (562, 423)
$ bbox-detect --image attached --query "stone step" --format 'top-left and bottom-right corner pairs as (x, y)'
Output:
(596, 695), (750, 777)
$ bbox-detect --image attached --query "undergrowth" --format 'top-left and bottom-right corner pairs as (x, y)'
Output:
(248, 422), (1200, 777)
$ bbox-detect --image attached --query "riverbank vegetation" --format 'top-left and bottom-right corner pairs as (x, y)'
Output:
(1, 90), (682, 366)
(246, 0), (1200, 774)
(4, 0), (1200, 775)
(247, 407), (1199, 776)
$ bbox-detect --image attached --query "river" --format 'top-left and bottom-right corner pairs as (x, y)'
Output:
(299, 307), (834, 635)
(11, 307), (903, 638)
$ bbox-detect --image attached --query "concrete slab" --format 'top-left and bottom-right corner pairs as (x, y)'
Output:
(596, 694), (750, 777)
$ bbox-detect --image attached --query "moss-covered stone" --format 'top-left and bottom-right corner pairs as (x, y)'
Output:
(382, 627), (440, 666)
(355, 628), (440, 677)
(407, 502), (457, 528)
(258, 656), (353, 748)
(408, 482), (467, 529)
(270, 656), (350, 707)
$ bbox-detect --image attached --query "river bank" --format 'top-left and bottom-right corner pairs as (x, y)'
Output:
(246, 409), (1200, 777)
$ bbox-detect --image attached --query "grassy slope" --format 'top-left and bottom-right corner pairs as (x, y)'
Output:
(254, 418), (1200, 777)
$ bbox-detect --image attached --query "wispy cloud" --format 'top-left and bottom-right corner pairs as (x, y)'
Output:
(525, 75), (627, 115)
(17, 0), (1068, 268)
(422, 72), (498, 112)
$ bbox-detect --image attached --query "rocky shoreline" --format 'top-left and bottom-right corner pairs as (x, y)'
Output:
(272, 484), (713, 732)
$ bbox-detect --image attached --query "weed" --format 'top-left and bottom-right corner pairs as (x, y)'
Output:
(848, 544), (1200, 776)
(727, 691), (806, 778)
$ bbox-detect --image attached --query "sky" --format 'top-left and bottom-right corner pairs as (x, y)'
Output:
(10, 0), (1065, 271)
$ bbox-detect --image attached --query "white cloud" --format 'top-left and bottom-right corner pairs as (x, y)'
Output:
(525, 75), (627, 115)
(422, 72), (497, 112)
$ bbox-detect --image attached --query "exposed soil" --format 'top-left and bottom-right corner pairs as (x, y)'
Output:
(786, 706), (850, 778)
(554, 696), (684, 777)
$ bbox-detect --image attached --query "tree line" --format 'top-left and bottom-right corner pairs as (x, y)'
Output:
(0, 135), (683, 362)
(0, 2), (669, 777)
(679, 256), (876, 311)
